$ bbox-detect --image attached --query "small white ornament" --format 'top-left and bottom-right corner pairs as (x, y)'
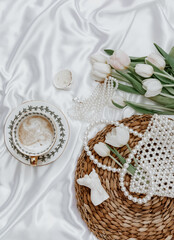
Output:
(53, 70), (72, 89)
(94, 142), (110, 157)
(105, 126), (130, 147)
(77, 169), (109, 206)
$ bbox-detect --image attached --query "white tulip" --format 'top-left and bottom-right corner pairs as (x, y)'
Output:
(111, 95), (126, 108)
(105, 126), (130, 148)
(109, 50), (130, 70)
(146, 53), (166, 70)
(91, 53), (108, 64)
(142, 78), (163, 97)
(92, 62), (111, 82)
(135, 64), (153, 78)
(94, 142), (110, 157)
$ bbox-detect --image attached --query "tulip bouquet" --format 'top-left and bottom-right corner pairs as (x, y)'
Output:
(91, 44), (174, 115)
(94, 126), (137, 175)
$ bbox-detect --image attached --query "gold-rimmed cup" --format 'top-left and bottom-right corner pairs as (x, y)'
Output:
(12, 112), (57, 166)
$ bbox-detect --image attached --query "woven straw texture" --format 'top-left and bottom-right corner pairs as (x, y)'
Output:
(75, 115), (174, 240)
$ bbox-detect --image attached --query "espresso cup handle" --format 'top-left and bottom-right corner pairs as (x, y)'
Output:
(30, 156), (38, 166)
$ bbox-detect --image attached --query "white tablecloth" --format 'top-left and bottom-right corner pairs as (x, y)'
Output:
(0, 0), (174, 239)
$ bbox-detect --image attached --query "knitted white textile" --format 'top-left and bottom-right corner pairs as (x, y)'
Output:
(129, 114), (174, 198)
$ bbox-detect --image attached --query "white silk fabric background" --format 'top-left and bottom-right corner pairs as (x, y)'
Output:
(0, 0), (174, 239)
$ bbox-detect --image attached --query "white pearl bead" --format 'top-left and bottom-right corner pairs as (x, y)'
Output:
(127, 158), (131, 164)
(90, 156), (95, 161)
(124, 191), (129, 196)
(115, 122), (119, 126)
(97, 163), (102, 168)
(94, 159), (98, 164)
(124, 163), (129, 168)
(107, 166), (112, 171)
(102, 165), (107, 170)
(120, 176), (124, 181)
(87, 151), (91, 156)
(138, 133), (143, 138)
(138, 199), (142, 204)
(128, 196), (133, 200)
(132, 149), (136, 154)
(84, 146), (89, 151)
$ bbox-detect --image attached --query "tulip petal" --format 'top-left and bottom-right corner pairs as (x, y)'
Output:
(142, 78), (163, 97)
(91, 53), (108, 64)
(105, 126), (130, 147)
(94, 142), (110, 157)
(109, 50), (130, 70)
(92, 70), (107, 79)
(116, 50), (130, 67)
(146, 53), (166, 70)
(93, 62), (111, 74)
(135, 64), (153, 78)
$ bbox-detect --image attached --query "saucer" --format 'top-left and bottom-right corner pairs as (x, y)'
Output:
(4, 101), (70, 166)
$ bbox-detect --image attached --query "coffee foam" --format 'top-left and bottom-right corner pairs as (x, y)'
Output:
(18, 116), (54, 153)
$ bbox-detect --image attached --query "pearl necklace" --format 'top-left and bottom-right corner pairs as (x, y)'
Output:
(83, 119), (153, 204)
(69, 77), (118, 122)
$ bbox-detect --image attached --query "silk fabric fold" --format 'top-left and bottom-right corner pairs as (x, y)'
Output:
(0, 0), (174, 239)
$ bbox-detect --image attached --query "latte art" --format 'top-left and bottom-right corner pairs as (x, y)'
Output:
(18, 116), (54, 153)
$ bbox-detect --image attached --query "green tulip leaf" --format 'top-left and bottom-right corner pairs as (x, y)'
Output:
(104, 49), (114, 55)
(130, 56), (146, 62)
(145, 60), (173, 84)
(154, 43), (168, 58)
(165, 87), (174, 95)
(169, 46), (174, 58)
(112, 100), (125, 109)
(118, 83), (140, 94)
(128, 66), (143, 83)
(106, 144), (136, 175)
(116, 70), (145, 95)
(154, 43), (174, 71)
(150, 95), (174, 108)
(125, 101), (174, 115)
(165, 103), (174, 108)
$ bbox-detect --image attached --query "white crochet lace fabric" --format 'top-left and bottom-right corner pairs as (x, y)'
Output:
(130, 115), (174, 198)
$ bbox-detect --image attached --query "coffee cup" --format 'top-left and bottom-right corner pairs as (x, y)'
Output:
(12, 112), (57, 166)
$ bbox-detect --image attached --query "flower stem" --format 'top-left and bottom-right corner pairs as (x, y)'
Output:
(106, 144), (136, 176)
(109, 154), (123, 168)
(126, 144), (138, 166)
(154, 71), (174, 81)
(163, 84), (174, 87)
(160, 93), (174, 99)
(111, 73), (130, 83)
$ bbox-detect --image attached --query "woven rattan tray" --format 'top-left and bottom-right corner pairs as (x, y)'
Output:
(75, 115), (174, 240)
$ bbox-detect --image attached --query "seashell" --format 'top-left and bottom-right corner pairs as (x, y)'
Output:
(53, 70), (72, 89)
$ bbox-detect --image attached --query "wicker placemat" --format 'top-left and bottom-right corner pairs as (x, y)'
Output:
(75, 115), (174, 240)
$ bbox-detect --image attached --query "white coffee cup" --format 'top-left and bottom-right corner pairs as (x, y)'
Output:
(12, 112), (57, 166)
